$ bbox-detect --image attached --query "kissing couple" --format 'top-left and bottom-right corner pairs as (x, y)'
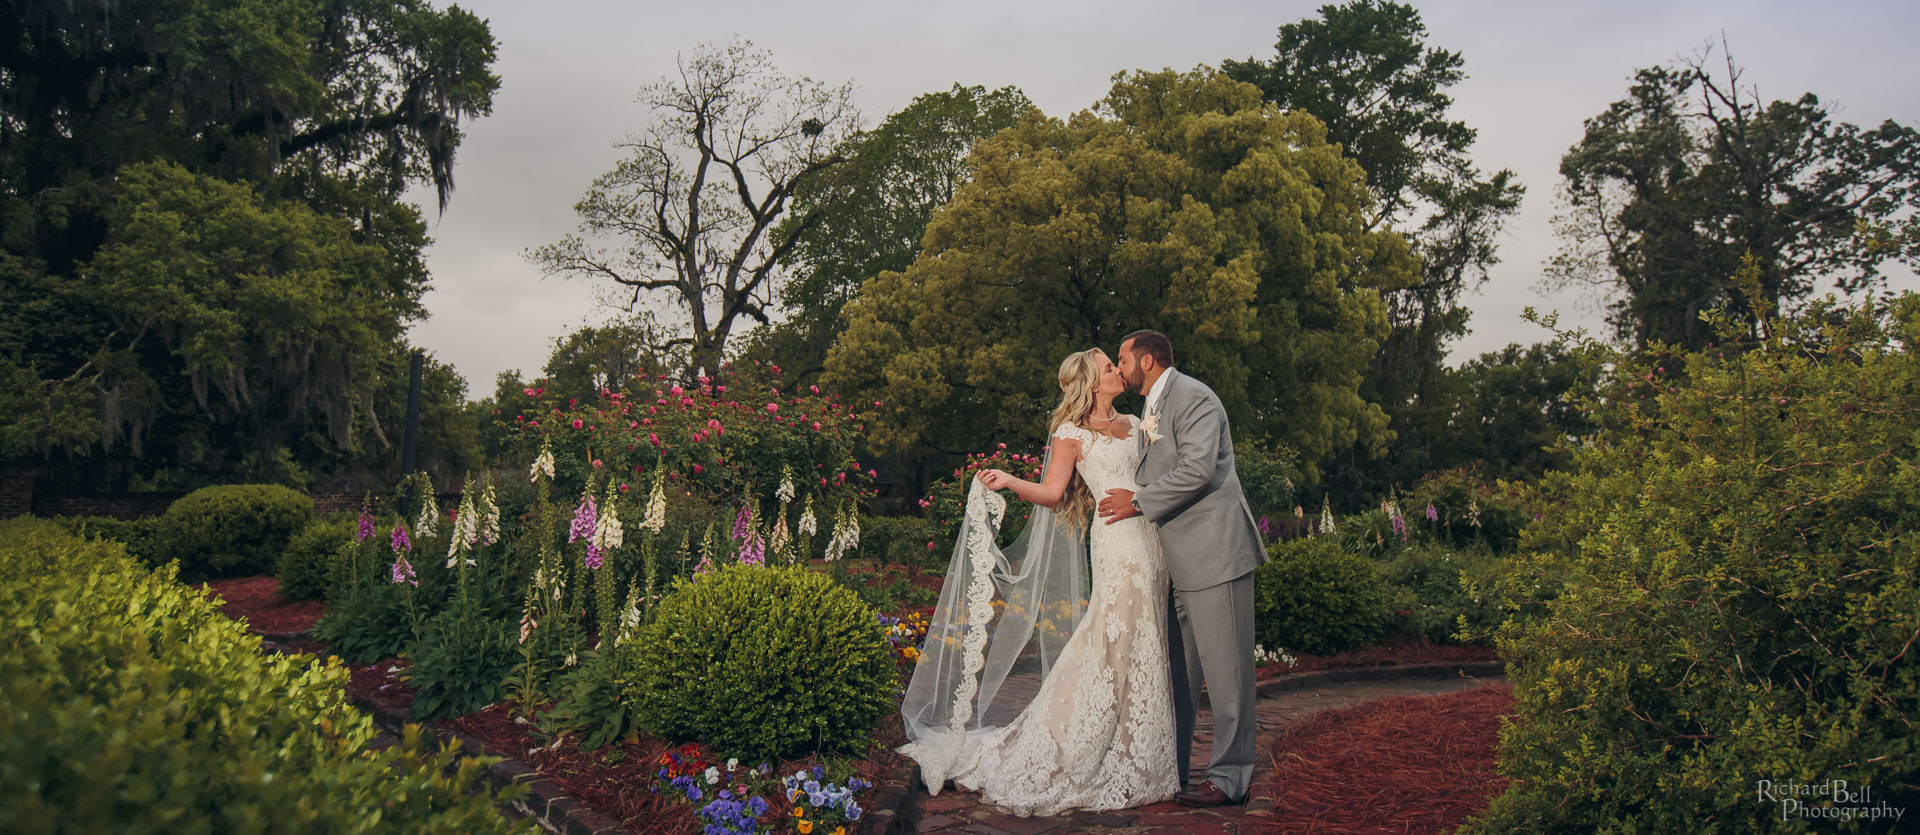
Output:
(898, 330), (1271, 816)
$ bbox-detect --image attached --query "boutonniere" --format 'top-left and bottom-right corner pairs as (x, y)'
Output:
(1140, 415), (1164, 445)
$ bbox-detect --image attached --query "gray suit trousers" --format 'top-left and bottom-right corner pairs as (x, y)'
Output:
(1167, 570), (1258, 800)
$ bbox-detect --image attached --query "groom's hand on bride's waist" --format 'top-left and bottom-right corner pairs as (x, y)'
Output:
(1098, 488), (1140, 524)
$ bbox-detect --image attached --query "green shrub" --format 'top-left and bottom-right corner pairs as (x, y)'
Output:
(1404, 465), (1531, 553)
(0, 517), (528, 833)
(1253, 536), (1387, 656)
(1461, 294), (1920, 833)
(159, 483), (314, 579)
(55, 515), (162, 565)
(627, 564), (895, 761)
(1374, 541), (1505, 645)
(277, 514), (358, 601)
(857, 513), (937, 567)
(408, 594), (517, 721)
(313, 579), (417, 664)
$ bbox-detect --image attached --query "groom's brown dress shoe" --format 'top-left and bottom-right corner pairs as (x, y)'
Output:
(1175, 781), (1244, 808)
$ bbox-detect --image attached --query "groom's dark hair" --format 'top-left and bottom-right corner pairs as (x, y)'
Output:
(1121, 329), (1173, 368)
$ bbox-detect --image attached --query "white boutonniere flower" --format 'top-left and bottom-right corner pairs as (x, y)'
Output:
(1140, 414), (1164, 444)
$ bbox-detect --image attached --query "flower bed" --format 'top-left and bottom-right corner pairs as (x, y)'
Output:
(1256, 684), (1513, 833)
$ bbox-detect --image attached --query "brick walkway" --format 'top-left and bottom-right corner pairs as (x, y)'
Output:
(906, 674), (1507, 834)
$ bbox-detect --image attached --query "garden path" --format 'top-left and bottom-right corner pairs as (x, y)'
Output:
(905, 674), (1507, 834)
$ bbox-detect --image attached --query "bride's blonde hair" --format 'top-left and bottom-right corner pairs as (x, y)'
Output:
(1048, 348), (1105, 531)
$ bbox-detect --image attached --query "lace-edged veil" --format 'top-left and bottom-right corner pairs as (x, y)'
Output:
(899, 447), (1090, 785)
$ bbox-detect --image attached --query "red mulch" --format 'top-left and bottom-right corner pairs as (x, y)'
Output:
(1256, 684), (1514, 833)
(201, 576), (328, 634)
(1258, 635), (1501, 680)
(344, 658), (419, 717)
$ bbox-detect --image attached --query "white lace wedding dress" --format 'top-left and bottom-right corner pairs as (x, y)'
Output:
(901, 416), (1179, 816)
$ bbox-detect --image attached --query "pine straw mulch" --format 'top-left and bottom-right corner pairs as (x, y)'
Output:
(200, 575), (328, 634)
(1256, 683), (1514, 834)
(1257, 634), (1501, 681)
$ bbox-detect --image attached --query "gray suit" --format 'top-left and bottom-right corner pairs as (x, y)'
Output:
(1132, 368), (1270, 800)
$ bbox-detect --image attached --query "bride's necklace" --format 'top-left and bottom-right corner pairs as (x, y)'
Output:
(1087, 408), (1120, 423)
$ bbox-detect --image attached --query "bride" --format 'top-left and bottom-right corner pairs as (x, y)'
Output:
(898, 348), (1178, 816)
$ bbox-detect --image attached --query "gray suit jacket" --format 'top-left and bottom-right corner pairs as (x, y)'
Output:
(1133, 369), (1270, 591)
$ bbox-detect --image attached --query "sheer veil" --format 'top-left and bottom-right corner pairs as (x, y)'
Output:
(898, 446), (1090, 791)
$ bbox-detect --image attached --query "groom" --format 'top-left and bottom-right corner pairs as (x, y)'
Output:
(1098, 330), (1270, 807)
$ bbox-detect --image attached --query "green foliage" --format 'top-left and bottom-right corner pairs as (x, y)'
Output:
(1, 0), (499, 490)
(628, 565), (895, 761)
(1549, 52), (1920, 350)
(1225, 1), (1524, 500)
(1234, 439), (1303, 520)
(314, 580), (418, 664)
(1253, 537), (1387, 656)
(1463, 293), (1920, 832)
(919, 447), (1046, 551)
(540, 649), (641, 752)
(53, 515), (163, 566)
(856, 513), (939, 568)
(0, 517), (527, 834)
(1403, 465), (1531, 553)
(825, 68), (1417, 467)
(493, 360), (872, 532)
(159, 483), (314, 579)
(277, 515), (359, 601)
(1374, 541), (1504, 645)
(745, 83), (1035, 382)
(409, 595), (517, 721)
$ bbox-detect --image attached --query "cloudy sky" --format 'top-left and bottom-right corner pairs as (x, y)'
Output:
(403, 0), (1920, 396)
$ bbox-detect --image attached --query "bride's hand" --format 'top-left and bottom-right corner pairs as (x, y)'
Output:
(976, 469), (1010, 490)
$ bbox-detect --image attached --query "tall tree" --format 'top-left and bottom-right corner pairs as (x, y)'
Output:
(1223, 0), (1524, 495)
(530, 38), (860, 378)
(0, 0), (499, 489)
(823, 69), (1417, 467)
(1549, 45), (1920, 350)
(740, 84), (1034, 383)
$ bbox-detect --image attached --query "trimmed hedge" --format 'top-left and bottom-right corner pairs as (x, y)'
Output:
(276, 514), (358, 601)
(159, 483), (314, 579)
(627, 564), (895, 761)
(0, 517), (528, 833)
(1253, 536), (1387, 656)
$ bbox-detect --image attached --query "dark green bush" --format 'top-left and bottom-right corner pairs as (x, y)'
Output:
(627, 565), (895, 761)
(55, 515), (162, 565)
(1404, 465), (1531, 554)
(409, 593), (517, 721)
(159, 483), (314, 579)
(1374, 541), (1504, 645)
(1253, 536), (1387, 656)
(0, 517), (527, 833)
(1462, 294), (1920, 833)
(856, 513), (937, 567)
(277, 514), (357, 601)
(313, 579), (417, 664)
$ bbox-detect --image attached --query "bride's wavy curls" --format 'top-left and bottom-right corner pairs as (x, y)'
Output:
(1048, 349), (1104, 531)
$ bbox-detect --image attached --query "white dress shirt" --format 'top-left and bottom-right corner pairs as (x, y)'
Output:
(1142, 367), (1174, 419)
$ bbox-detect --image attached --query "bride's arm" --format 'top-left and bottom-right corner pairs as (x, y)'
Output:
(977, 436), (1080, 508)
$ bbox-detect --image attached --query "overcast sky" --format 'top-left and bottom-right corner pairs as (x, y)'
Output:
(403, 0), (1920, 397)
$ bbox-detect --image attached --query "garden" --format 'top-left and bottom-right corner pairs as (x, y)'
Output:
(5, 1), (1918, 832)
